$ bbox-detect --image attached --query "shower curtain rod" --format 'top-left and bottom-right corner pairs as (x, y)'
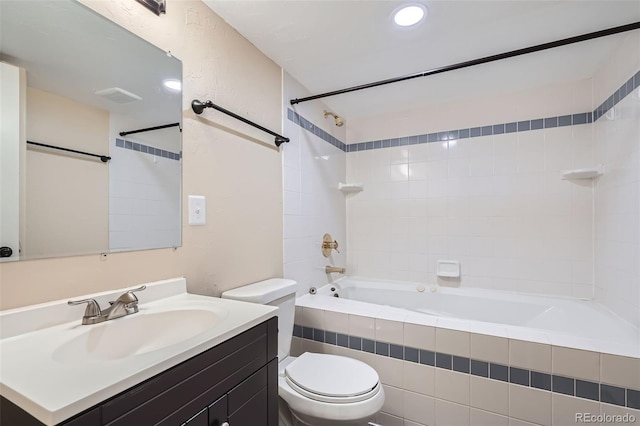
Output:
(290, 21), (640, 105)
(27, 140), (111, 162)
(119, 122), (181, 137)
(191, 99), (289, 147)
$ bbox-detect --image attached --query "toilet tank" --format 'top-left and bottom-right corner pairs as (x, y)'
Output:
(221, 279), (297, 361)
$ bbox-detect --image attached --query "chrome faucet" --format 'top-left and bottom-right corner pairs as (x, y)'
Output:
(68, 285), (146, 325)
(325, 265), (346, 274)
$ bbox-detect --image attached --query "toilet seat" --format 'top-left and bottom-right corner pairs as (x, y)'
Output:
(284, 353), (380, 404)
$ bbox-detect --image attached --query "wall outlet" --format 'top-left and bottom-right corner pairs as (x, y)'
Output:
(188, 195), (206, 225)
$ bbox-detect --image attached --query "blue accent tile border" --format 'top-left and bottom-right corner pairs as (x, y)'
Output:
(294, 324), (640, 409)
(115, 138), (181, 161)
(286, 109), (347, 152)
(287, 70), (638, 154)
(490, 363), (509, 382)
(345, 111), (594, 153)
(344, 69), (639, 153)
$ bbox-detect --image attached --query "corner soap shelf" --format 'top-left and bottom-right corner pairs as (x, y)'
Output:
(338, 182), (364, 193)
(561, 165), (603, 180)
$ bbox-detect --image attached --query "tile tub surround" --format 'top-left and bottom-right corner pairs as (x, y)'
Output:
(287, 108), (347, 152)
(345, 111), (592, 153)
(292, 304), (640, 426)
(346, 123), (596, 296)
(283, 72), (348, 298)
(343, 75), (639, 299)
(284, 70), (640, 321)
(346, 71), (638, 153)
(593, 71), (640, 327)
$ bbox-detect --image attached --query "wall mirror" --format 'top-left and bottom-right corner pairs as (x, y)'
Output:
(0, 0), (182, 261)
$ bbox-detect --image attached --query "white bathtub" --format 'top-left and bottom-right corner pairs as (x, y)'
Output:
(298, 276), (640, 357)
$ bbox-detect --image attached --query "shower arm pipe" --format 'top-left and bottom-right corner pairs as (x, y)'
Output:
(191, 99), (289, 147)
(290, 21), (640, 105)
(119, 122), (181, 137)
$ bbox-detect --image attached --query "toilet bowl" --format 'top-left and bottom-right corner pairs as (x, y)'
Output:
(221, 279), (385, 426)
(278, 353), (384, 426)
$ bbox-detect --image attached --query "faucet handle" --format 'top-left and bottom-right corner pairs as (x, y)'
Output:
(112, 285), (147, 304)
(127, 284), (146, 299)
(68, 298), (102, 317)
(322, 234), (340, 257)
(126, 285), (147, 297)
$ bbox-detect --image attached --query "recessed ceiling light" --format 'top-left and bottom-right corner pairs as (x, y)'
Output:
(163, 79), (181, 91)
(393, 4), (427, 27)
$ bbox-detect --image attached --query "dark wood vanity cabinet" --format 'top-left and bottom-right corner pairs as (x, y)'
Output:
(1, 317), (278, 426)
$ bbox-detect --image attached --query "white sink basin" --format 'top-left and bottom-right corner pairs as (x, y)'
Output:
(52, 308), (226, 363)
(0, 278), (278, 426)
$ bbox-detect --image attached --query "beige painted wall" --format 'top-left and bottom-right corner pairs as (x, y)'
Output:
(0, 0), (283, 309)
(25, 87), (110, 259)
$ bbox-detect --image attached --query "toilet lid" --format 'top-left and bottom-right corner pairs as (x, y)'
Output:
(284, 353), (380, 403)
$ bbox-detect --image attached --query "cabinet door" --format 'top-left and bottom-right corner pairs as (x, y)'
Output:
(228, 366), (269, 425)
(184, 407), (208, 426)
(208, 395), (227, 426)
(228, 387), (268, 425)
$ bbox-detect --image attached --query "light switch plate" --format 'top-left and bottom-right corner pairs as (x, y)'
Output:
(188, 195), (206, 225)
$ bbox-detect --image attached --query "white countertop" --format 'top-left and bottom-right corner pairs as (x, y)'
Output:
(0, 278), (277, 425)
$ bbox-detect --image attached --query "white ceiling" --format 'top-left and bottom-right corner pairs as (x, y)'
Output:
(204, 0), (640, 120)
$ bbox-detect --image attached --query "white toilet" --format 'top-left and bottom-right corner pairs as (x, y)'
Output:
(222, 279), (384, 426)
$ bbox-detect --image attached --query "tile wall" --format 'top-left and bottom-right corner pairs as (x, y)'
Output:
(283, 73), (348, 296)
(283, 69), (639, 316)
(594, 85), (640, 328)
(344, 42), (640, 311)
(109, 138), (181, 251)
(592, 32), (640, 328)
(293, 306), (640, 426)
(345, 102), (596, 298)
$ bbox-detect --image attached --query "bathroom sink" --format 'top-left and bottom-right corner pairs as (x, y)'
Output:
(0, 279), (278, 426)
(52, 308), (225, 364)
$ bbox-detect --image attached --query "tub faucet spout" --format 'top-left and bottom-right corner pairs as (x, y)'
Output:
(325, 265), (346, 274)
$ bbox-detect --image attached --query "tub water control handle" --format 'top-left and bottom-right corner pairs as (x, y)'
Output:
(322, 233), (340, 257)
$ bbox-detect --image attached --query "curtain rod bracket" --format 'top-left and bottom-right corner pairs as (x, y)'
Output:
(275, 136), (289, 147)
(192, 99), (289, 147)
